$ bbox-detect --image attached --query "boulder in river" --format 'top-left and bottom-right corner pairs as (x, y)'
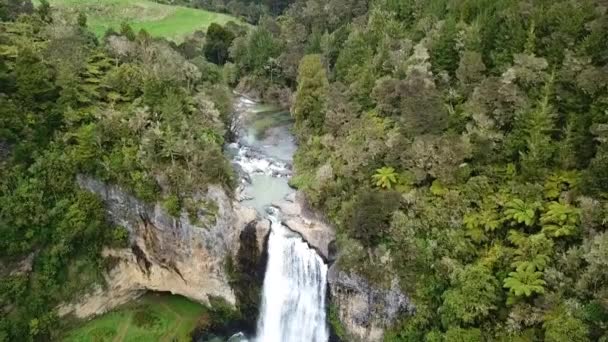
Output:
(272, 192), (336, 261)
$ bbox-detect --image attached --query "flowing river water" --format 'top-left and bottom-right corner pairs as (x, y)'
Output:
(226, 97), (329, 342)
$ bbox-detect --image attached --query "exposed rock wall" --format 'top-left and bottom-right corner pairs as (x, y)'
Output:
(328, 263), (414, 342)
(272, 192), (336, 261)
(58, 176), (270, 319)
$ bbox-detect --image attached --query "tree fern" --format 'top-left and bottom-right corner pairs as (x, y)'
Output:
(543, 171), (580, 199)
(504, 198), (540, 226)
(504, 266), (546, 298)
(372, 166), (398, 189)
(541, 201), (581, 238)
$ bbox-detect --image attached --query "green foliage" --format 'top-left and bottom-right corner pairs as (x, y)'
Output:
(372, 166), (398, 189)
(62, 294), (207, 341)
(77, 11), (87, 28)
(430, 18), (460, 76)
(543, 307), (590, 342)
(350, 190), (401, 248)
(444, 327), (483, 342)
(440, 264), (500, 325)
(540, 202), (581, 238)
(544, 171), (579, 199)
(43, 0), (246, 42)
(293, 54), (329, 137)
(504, 266), (546, 298)
(132, 308), (161, 328)
(231, 27), (281, 75)
(243, 1), (608, 339)
(163, 195), (181, 217)
(120, 21), (136, 41)
(0, 12), (236, 340)
(328, 303), (348, 340)
(504, 199), (540, 227)
(204, 23), (236, 65)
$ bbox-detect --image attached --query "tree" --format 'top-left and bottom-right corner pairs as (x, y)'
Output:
(231, 27), (281, 74)
(440, 264), (500, 325)
(518, 76), (556, 179)
(582, 123), (608, 195)
(443, 327), (483, 342)
(292, 54), (329, 137)
(504, 266), (546, 299)
(77, 12), (87, 28)
(37, 0), (51, 22)
(120, 22), (136, 41)
(543, 307), (589, 342)
(456, 51), (486, 94)
(372, 166), (398, 189)
(0, 0), (34, 21)
(203, 23), (236, 65)
(540, 202), (581, 238)
(350, 190), (401, 248)
(372, 71), (447, 136)
(431, 18), (460, 76)
(503, 198), (540, 227)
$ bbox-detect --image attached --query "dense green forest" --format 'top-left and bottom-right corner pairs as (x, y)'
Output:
(0, 1), (237, 340)
(218, 0), (608, 340)
(3, 0), (608, 340)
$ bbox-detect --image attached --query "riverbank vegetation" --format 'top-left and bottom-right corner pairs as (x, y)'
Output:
(0, 2), (239, 339)
(217, 0), (608, 340)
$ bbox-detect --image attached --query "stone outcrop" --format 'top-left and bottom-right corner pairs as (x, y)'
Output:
(328, 263), (414, 342)
(272, 192), (336, 261)
(58, 176), (270, 319)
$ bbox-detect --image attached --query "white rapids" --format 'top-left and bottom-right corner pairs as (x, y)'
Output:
(229, 97), (329, 342)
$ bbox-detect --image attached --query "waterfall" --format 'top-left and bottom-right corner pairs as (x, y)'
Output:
(230, 96), (329, 342)
(255, 214), (329, 342)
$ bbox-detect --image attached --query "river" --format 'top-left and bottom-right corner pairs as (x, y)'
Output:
(226, 96), (329, 342)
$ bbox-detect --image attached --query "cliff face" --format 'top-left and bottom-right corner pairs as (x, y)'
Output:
(328, 264), (415, 342)
(58, 176), (270, 319)
(58, 176), (411, 342)
(272, 192), (336, 261)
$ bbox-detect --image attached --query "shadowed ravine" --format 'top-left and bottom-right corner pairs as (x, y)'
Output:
(229, 97), (329, 342)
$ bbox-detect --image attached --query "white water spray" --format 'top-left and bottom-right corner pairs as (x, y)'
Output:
(255, 214), (329, 342)
(231, 96), (329, 342)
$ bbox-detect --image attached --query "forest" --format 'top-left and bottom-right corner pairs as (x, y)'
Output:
(219, 0), (608, 340)
(2, 0), (608, 341)
(0, 0), (236, 339)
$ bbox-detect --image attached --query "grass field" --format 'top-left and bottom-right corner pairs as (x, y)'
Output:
(40, 0), (243, 42)
(61, 293), (207, 342)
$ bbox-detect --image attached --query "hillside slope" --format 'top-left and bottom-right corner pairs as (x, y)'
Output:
(41, 0), (244, 41)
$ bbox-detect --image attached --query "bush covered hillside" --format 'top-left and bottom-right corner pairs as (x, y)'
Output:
(0, 1), (239, 339)
(218, 0), (608, 340)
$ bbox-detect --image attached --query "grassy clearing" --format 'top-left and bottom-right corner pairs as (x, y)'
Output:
(41, 0), (243, 42)
(61, 293), (206, 342)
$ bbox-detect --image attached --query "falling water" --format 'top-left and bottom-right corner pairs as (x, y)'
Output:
(256, 214), (329, 342)
(230, 96), (329, 342)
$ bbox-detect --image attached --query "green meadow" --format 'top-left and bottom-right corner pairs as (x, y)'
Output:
(61, 293), (206, 342)
(40, 0), (243, 41)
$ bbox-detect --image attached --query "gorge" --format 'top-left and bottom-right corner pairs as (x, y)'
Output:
(231, 97), (329, 342)
(56, 95), (411, 342)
